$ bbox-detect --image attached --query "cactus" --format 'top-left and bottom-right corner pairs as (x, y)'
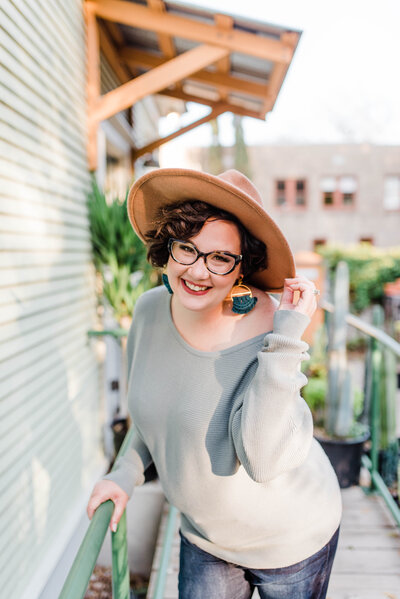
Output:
(325, 261), (355, 437)
(372, 305), (399, 486)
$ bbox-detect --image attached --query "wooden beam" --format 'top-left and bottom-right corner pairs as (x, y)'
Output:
(121, 48), (269, 99)
(85, 3), (100, 170)
(156, 88), (264, 120)
(103, 19), (124, 46)
(146, 0), (175, 58)
(214, 14), (233, 101)
(132, 105), (227, 159)
(261, 31), (300, 116)
(146, 0), (182, 92)
(88, 0), (294, 63)
(91, 44), (229, 123)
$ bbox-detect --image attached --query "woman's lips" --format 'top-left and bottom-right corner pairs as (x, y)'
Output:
(181, 279), (211, 295)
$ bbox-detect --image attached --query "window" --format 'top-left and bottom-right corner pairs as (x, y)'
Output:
(384, 176), (400, 210)
(275, 179), (307, 208)
(320, 176), (357, 208)
(276, 180), (286, 206)
(313, 239), (326, 250)
(296, 180), (306, 206)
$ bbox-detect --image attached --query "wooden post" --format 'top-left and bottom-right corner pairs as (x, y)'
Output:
(85, 3), (100, 171)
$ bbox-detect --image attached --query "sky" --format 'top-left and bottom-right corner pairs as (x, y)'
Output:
(158, 0), (400, 150)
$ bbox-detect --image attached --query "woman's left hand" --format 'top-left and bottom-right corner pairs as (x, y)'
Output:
(277, 275), (319, 319)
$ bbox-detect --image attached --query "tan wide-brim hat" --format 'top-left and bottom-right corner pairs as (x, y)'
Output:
(127, 168), (295, 292)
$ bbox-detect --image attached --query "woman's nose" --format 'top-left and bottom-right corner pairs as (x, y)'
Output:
(187, 256), (209, 279)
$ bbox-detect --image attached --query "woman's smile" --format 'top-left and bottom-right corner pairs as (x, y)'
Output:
(181, 278), (212, 295)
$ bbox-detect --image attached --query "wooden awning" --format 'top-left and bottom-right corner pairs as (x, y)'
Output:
(85, 0), (301, 170)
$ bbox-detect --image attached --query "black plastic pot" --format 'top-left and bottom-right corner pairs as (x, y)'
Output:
(111, 417), (158, 483)
(112, 417), (129, 456)
(315, 431), (370, 488)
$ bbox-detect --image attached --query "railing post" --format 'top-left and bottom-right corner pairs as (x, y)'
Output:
(112, 510), (130, 599)
(370, 305), (385, 487)
(370, 335), (381, 483)
(152, 505), (179, 599)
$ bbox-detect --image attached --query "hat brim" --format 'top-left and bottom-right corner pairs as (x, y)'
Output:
(128, 168), (295, 292)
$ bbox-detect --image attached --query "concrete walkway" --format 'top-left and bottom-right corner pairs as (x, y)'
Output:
(147, 484), (400, 599)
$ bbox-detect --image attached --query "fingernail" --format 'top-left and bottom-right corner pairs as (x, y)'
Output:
(111, 522), (117, 532)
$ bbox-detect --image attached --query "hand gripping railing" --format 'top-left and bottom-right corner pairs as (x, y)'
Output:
(58, 428), (133, 599)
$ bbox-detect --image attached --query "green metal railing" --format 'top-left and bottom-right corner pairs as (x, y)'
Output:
(58, 427), (133, 599)
(322, 299), (400, 527)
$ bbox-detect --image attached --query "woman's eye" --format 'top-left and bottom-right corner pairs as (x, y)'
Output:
(180, 244), (196, 254)
(212, 253), (230, 263)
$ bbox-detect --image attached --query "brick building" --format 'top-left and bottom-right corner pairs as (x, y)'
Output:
(190, 143), (400, 253)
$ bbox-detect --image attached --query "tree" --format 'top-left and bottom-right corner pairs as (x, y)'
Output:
(233, 115), (252, 179)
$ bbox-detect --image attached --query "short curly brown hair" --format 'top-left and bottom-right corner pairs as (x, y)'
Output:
(145, 200), (267, 279)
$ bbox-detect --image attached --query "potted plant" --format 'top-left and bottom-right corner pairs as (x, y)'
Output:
(303, 261), (369, 488)
(87, 179), (159, 463)
(87, 177), (159, 326)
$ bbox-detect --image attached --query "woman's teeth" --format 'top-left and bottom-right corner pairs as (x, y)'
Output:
(184, 280), (208, 292)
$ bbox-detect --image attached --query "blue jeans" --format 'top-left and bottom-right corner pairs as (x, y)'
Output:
(178, 527), (340, 599)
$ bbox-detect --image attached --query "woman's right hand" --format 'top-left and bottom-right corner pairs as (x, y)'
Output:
(86, 480), (129, 532)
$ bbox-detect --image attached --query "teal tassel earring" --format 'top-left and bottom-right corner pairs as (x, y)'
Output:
(162, 273), (173, 294)
(230, 276), (257, 314)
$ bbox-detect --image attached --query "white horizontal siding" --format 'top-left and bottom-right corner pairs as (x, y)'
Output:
(0, 293), (96, 362)
(1, 315), (98, 394)
(0, 278), (96, 324)
(0, 2), (105, 599)
(0, 195), (90, 228)
(0, 262), (92, 288)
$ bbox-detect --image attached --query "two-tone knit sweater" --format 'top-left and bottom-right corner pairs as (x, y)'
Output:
(104, 285), (342, 568)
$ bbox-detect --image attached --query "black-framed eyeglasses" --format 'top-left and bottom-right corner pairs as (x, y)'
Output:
(168, 239), (242, 275)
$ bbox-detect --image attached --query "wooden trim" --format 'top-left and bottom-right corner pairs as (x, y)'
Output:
(121, 48), (269, 99)
(85, 3), (100, 170)
(98, 21), (131, 83)
(91, 44), (229, 123)
(156, 88), (264, 120)
(87, 0), (294, 63)
(132, 105), (227, 159)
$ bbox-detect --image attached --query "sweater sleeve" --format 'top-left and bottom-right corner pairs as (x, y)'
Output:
(102, 306), (153, 497)
(102, 424), (153, 497)
(230, 309), (313, 483)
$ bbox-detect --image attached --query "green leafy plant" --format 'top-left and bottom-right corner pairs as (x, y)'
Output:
(87, 177), (158, 323)
(316, 243), (400, 313)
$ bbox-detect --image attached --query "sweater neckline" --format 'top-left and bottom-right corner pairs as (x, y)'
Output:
(166, 293), (271, 358)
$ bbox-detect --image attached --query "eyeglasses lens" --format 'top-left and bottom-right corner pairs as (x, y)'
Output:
(171, 241), (235, 274)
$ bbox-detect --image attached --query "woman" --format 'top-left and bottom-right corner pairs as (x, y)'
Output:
(87, 169), (342, 599)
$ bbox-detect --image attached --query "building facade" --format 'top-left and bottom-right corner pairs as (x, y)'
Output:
(191, 143), (400, 253)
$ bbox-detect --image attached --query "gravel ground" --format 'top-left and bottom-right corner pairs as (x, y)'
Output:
(84, 565), (148, 599)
